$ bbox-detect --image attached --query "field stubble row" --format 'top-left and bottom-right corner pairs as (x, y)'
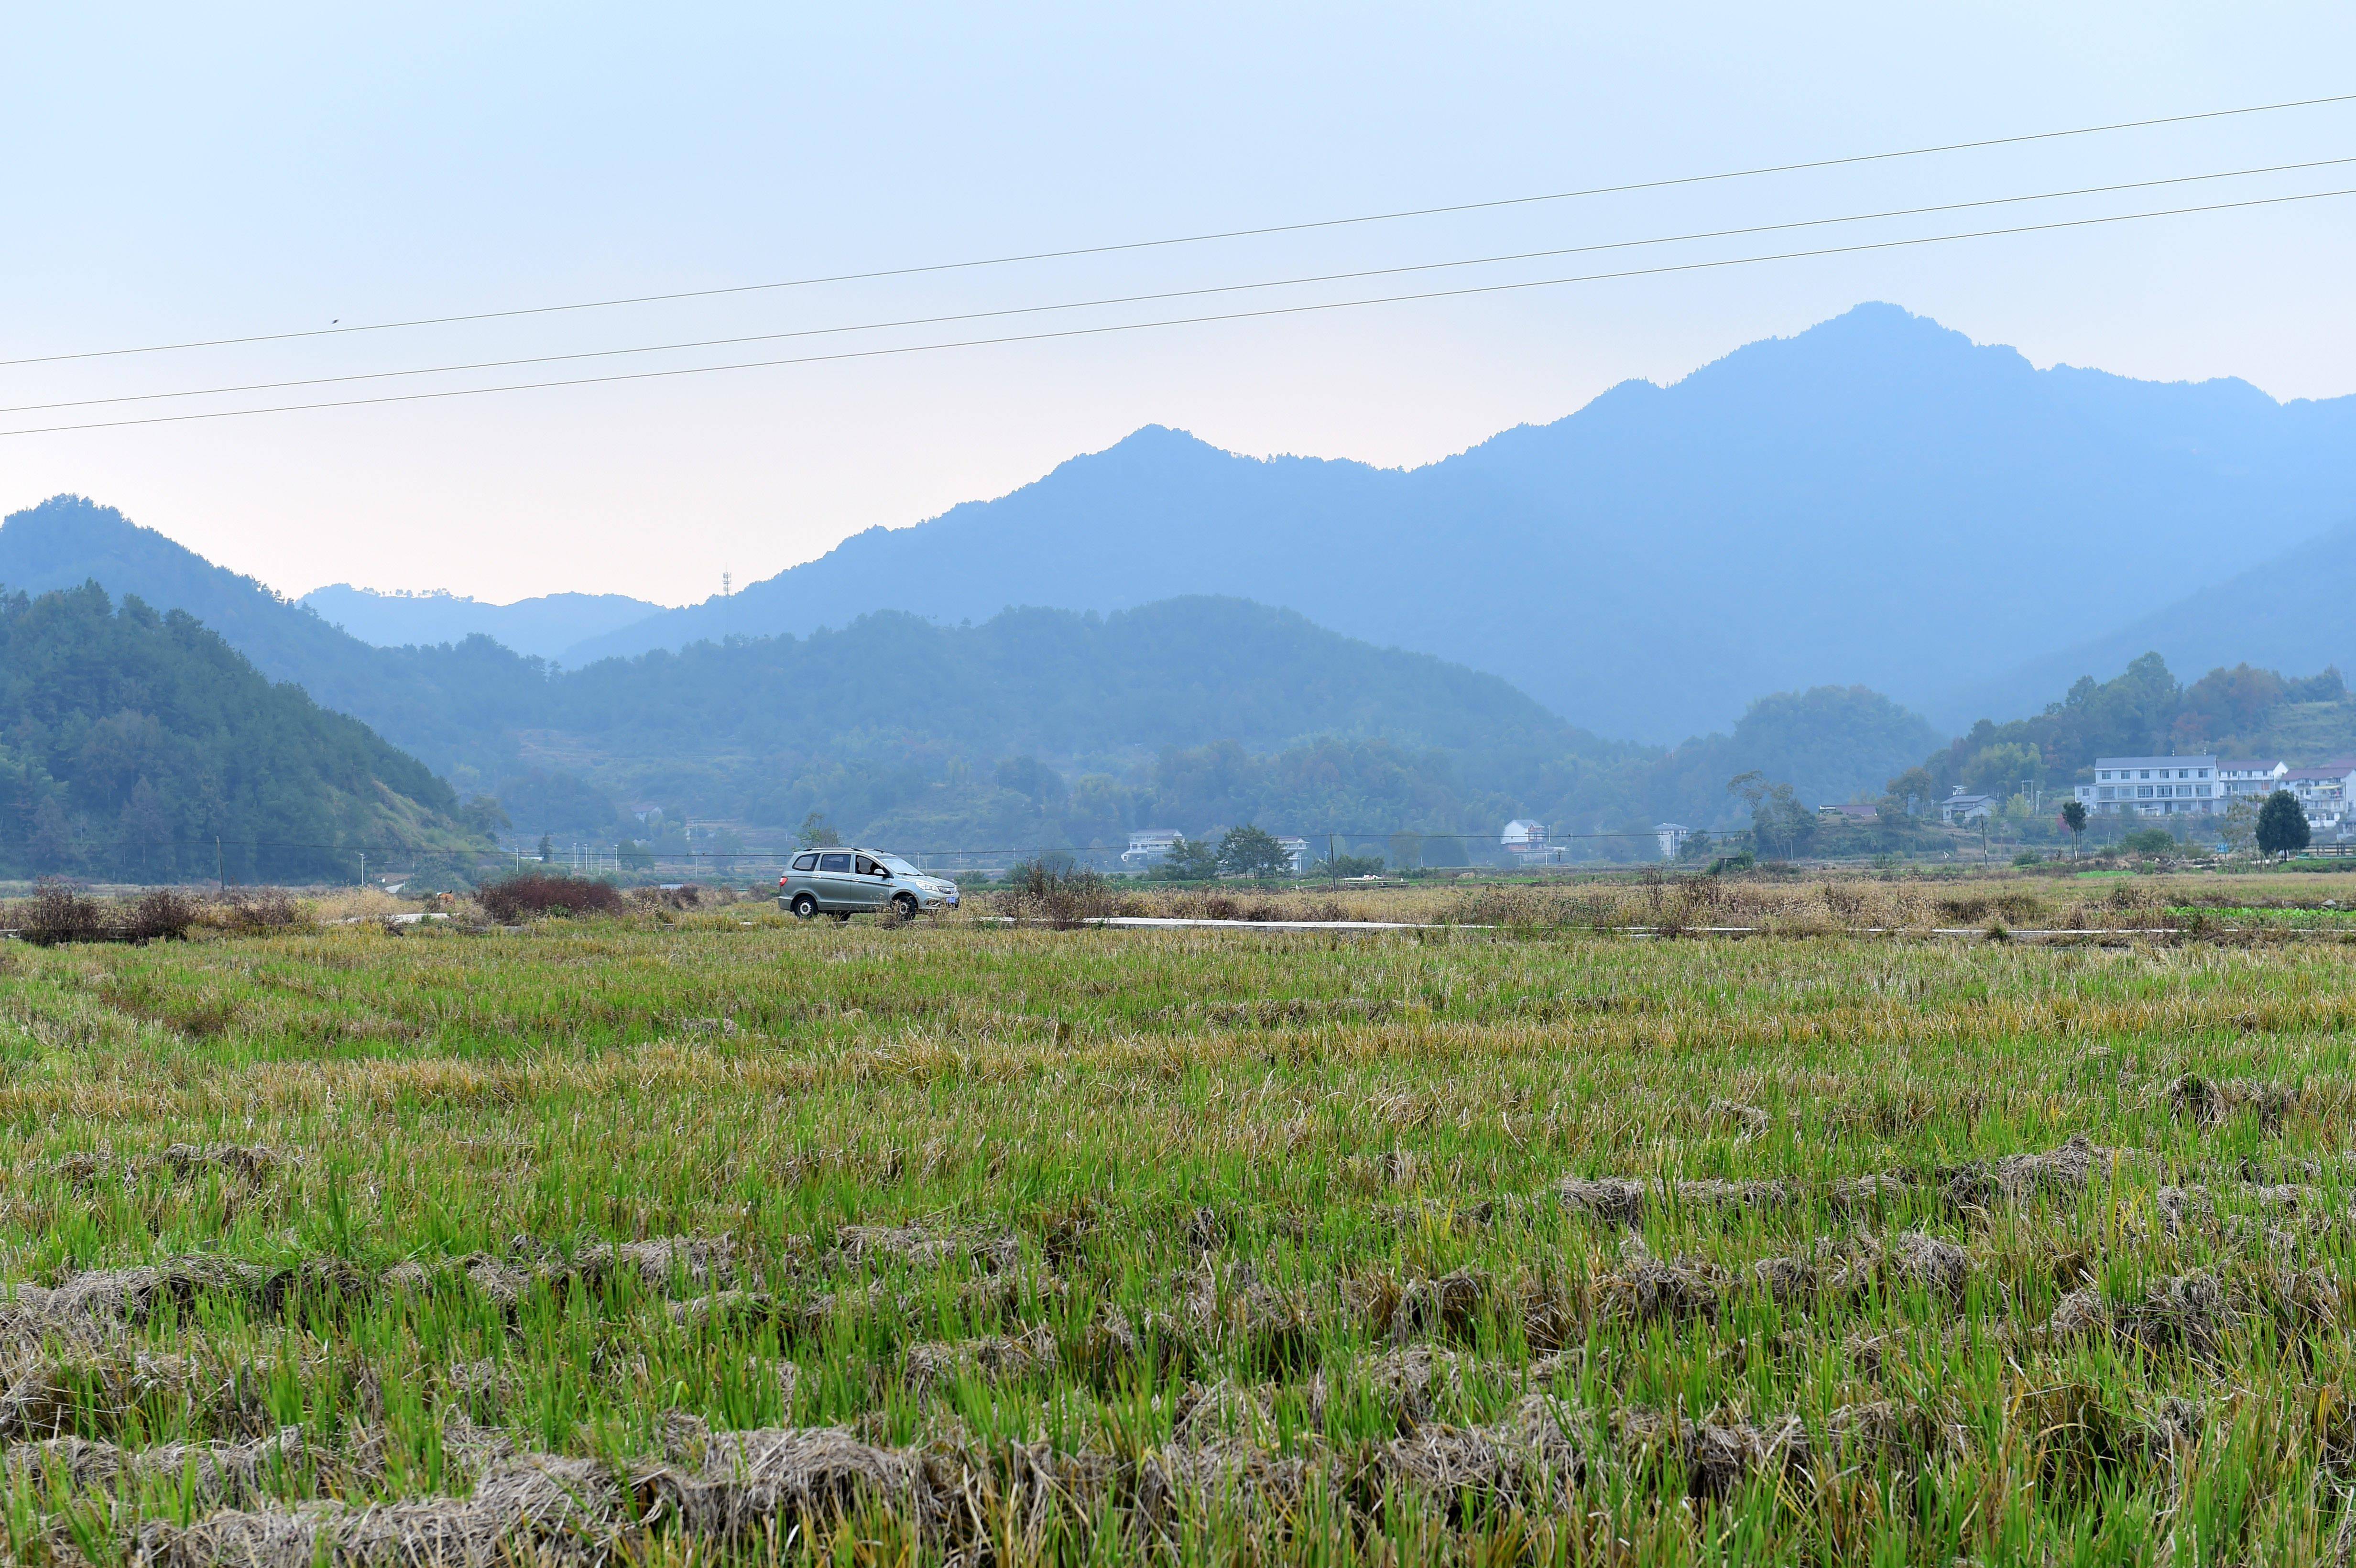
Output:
(0, 911), (2352, 1563)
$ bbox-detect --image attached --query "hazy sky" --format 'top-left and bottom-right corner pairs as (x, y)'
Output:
(4, 3), (2353, 607)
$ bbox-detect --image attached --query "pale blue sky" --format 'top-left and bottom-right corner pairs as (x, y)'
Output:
(3, 3), (2352, 605)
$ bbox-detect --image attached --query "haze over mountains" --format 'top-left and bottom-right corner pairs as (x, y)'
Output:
(530, 303), (2356, 740)
(301, 584), (665, 663)
(7, 299), (2354, 860)
(0, 495), (1945, 851)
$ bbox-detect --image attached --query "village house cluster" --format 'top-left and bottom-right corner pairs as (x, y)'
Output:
(2059, 753), (2354, 832)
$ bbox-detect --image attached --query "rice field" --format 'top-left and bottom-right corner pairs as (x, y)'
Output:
(3, 883), (2356, 1564)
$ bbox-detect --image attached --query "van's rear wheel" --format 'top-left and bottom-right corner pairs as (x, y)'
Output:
(789, 893), (818, 919)
(893, 892), (920, 920)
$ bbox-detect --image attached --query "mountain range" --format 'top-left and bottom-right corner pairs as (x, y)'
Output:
(509, 302), (2356, 741)
(0, 495), (1951, 850)
(9, 298), (2354, 860)
(301, 584), (664, 662)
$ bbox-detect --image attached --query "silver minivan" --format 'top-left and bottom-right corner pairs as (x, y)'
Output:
(777, 848), (959, 920)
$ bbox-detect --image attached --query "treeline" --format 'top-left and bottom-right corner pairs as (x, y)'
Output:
(0, 585), (479, 881)
(1913, 653), (2349, 807)
(687, 688), (1938, 861)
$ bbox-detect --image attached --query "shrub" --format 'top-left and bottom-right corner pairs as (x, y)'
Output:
(125, 888), (199, 943)
(1000, 863), (1124, 929)
(2122, 828), (2177, 858)
(214, 888), (310, 932)
(478, 873), (626, 923)
(21, 880), (110, 945)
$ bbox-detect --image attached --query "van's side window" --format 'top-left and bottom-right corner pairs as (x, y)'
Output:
(855, 856), (878, 875)
(792, 853), (819, 871)
(819, 852), (851, 873)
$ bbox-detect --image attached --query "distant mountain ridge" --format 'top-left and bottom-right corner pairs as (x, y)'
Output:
(561, 304), (2356, 741)
(1952, 521), (2356, 727)
(302, 583), (666, 662)
(0, 495), (1949, 853)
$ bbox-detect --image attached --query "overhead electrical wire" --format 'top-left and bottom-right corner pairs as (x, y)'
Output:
(5, 184), (2351, 439)
(2, 89), (2352, 371)
(8, 153), (2350, 419)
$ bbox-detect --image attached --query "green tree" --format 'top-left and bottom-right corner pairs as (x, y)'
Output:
(1218, 824), (1295, 878)
(460, 794), (511, 841)
(1730, 771), (1814, 860)
(26, 795), (76, 873)
(2058, 798), (2087, 858)
(1882, 766), (1937, 817)
(1157, 836), (1223, 881)
(796, 812), (841, 849)
(536, 833), (554, 863)
(1961, 742), (2043, 800)
(2256, 790), (2310, 860)
(117, 777), (173, 874)
(2220, 799), (2258, 858)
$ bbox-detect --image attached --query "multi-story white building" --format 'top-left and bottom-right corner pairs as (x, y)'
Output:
(2072, 755), (2224, 816)
(2217, 759), (2288, 801)
(1121, 828), (1183, 868)
(1275, 836), (1312, 874)
(2283, 761), (2356, 831)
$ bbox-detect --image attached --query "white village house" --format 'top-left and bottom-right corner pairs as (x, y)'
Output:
(1655, 822), (1690, 860)
(1121, 828), (1183, 869)
(2283, 760), (2356, 832)
(1939, 789), (1997, 825)
(2217, 759), (2288, 801)
(2070, 755), (2225, 816)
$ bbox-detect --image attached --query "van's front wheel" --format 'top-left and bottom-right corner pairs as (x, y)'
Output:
(893, 892), (920, 921)
(789, 892), (818, 919)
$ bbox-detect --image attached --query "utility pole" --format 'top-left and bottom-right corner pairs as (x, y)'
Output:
(216, 836), (224, 893)
(360, 850), (366, 890)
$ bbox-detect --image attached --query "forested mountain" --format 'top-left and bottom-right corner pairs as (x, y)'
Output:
(301, 583), (665, 661)
(0, 495), (1952, 857)
(0, 497), (543, 780)
(560, 304), (2356, 740)
(0, 585), (478, 882)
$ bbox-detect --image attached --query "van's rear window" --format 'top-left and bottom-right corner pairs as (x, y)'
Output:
(792, 853), (819, 871)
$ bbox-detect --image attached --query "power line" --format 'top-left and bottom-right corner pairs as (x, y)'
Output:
(3, 89), (2351, 371)
(6, 183), (2351, 440)
(11, 152), (2349, 418)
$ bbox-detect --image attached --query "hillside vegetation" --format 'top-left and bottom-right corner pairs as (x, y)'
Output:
(0, 496), (1958, 856)
(1926, 653), (2352, 805)
(0, 584), (479, 882)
